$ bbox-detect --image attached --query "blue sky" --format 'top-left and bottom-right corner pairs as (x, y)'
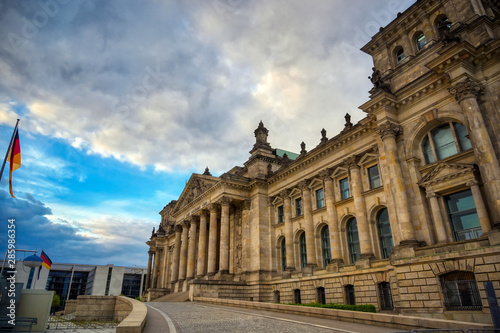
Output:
(0, 0), (415, 267)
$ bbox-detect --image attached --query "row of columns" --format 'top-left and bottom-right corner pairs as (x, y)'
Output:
(169, 198), (233, 285)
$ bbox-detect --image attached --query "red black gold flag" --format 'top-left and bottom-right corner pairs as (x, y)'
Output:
(41, 250), (52, 270)
(7, 127), (21, 198)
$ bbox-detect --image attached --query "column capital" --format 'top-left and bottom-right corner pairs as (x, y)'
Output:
(279, 189), (291, 199)
(343, 156), (359, 170)
(466, 179), (479, 187)
(182, 219), (191, 228)
(175, 224), (183, 233)
(148, 250), (155, 255)
(375, 121), (401, 140)
(319, 169), (332, 181)
(426, 191), (439, 199)
(219, 196), (232, 207)
(208, 203), (219, 213)
(298, 180), (310, 191)
(242, 199), (251, 211)
(448, 78), (481, 103)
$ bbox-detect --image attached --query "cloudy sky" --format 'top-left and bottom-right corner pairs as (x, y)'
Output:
(0, 0), (415, 267)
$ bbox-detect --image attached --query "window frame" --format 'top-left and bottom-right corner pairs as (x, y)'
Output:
(444, 189), (482, 241)
(421, 122), (471, 164)
(295, 197), (303, 217)
(321, 225), (332, 267)
(277, 205), (284, 224)
(378, 282), (394, 310)
(440, 271), (482, 310)
(346, 217), (360, 264)
(345, 285), (356, 305)
(299, 232), (307, 268)
(280, 237), (287, 271)
(377, 208), (394, 259)
(367, 164), (381, 190)
(415, 33), (427, 51)
(316, 188), (325, 209)
(339, 178), (350, 200)
(396, 47), (406, 64)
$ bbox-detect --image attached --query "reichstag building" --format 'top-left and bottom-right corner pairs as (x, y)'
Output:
(145, 0), (500, 325)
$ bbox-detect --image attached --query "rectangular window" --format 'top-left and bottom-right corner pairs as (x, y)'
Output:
(340, 178), (350, 200)
(444, 190), (482, 241)
(295, 198), (303, 216)
(316, 188), (325, 209)
(278, 205), (284, 223)
(368, 165), (381, 189)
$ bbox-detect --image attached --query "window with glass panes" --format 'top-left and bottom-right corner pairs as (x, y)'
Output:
(377, 208), (394, 259)
(347, 218), (360, 263)
(421, 122), (471, 164)
(340, 178), (350, 200)
(295, 198), (303, 216)
(321, 226), (331, 267)
(367, 165), (381, 189)
(444, 190), (482, 241)
(278, 205), (284, 223)
(299, 232), (307, 268)
(316, 188), (325, 209)
(416, 33), (426, 50)
(281, 238), (286, 270)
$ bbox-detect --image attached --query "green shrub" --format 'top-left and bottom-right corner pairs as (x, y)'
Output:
(288, 302), (376, 313)
(52, 293), (61, 308)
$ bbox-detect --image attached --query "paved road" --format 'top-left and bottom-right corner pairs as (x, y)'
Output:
(145, 302), (396, 333)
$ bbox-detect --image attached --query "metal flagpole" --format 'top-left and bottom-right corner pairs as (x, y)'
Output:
(0, 119), (20, 183)
(66, 265), (75, 301)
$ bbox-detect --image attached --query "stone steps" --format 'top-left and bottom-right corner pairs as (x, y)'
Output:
(152, 291), (190, 302)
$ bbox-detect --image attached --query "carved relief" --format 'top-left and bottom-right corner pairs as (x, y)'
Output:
(375, 121), (401, 140)
(235, 208), (243, 273)
(448, 78), (481, 103)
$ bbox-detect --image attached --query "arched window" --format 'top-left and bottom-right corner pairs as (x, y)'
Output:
(444, 189), (482, 240)
(395, 47), (406, 64)
(317, 287), (326, 304)
(321, 226), (332, 267)
(345, 285), (355, 305)
(280, 237), (287, 271)
(421, 122), (471, 164)
(347, 218), (360, 264)
(416, 33), (427, 51)
(378, 282), (394, 310)
(440, 271), (482, 310)
(436, 15), (451, 30)
(299, 232), (307, 268)
(294, 289), (301, 304)
(377, 208), (394, 259)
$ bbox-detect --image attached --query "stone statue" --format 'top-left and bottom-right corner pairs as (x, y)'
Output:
(438, 20), (460, 45)
(344, 113), (353, 130)
(368, 67), (391, 93)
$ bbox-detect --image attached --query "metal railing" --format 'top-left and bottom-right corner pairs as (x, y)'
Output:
(47, 314), (124, 330)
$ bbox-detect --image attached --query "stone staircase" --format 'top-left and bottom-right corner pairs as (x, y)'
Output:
(151, 291), (190, 302)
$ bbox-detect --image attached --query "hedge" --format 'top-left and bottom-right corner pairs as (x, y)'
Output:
(289, 302), (377, 313)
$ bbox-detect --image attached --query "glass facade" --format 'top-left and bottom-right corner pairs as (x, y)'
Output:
(121, 273), (144, 298)
(46, 270), (89, 302)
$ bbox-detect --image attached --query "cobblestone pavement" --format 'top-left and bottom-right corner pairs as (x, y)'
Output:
(146, 302), (394, 333)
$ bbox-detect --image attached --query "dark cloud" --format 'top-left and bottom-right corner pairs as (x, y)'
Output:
(0, 190), (149, 266)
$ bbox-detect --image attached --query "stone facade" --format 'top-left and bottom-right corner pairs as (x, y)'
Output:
(145, 0), (500, 325)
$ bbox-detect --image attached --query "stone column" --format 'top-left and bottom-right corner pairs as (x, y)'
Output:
(376, 121), (417, 246)
(170, 225), (182, 283)
(241, 200), (251, 273)
(219, 197), (232, 274)
(467, 179), (491, 234)
(300, 181), (317, 266)
(321, 170), (342, 262)
(449, 78), (500, 227)
(207, 203), (219, 275)
(280, 190), (295, 270)
(345, 157), (374, 258)
(152, 248), (161, 288)
(196, 210), (208, 278)
(145, 250), (153, 289)
(186, 217), (198, 280)
(426, 191), (448, 243)
(178, 221), (189, 281)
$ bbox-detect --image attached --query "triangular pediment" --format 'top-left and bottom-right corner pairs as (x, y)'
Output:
(418, 162), (476, 187)
(174, 174), (219, 213)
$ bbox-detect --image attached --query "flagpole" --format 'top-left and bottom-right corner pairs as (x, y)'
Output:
(0, 119), (20, 183)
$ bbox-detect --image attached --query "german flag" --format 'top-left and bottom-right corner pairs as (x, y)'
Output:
(41, 250), (52, 270)
(8, 127), (21, 198)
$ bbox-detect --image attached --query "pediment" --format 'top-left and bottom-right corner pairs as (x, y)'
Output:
(272, 196), (283, 206)
(174, 174), (218, 213)
(358, 153), (378, 166)
(309, 177), (323, 189)
(331, 166), (348, 178)
(418, 162), (476, 187)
